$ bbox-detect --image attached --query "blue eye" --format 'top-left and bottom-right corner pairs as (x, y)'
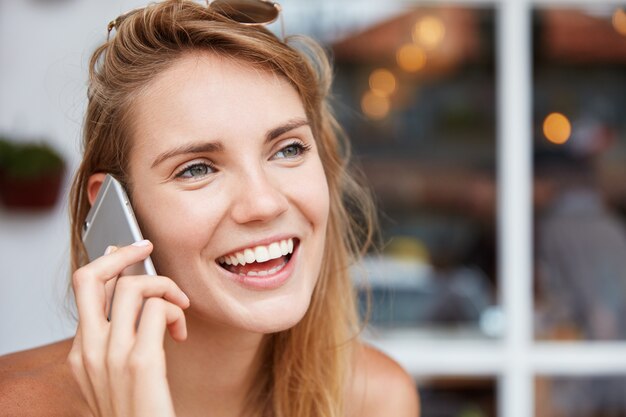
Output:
(273, 142), (312, 159)
(175, 162), (215, 179)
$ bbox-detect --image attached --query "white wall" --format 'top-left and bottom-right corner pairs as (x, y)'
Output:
(0, 0), (148, 355)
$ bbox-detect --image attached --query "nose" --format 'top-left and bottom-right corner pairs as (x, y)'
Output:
(229, 166), (289, 224)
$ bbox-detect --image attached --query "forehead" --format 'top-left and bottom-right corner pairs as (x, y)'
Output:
(129, 52), (307, 155)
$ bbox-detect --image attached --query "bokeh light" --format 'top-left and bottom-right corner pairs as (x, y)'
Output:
(361, 91), (390, 120)
(396, 44), (427, 72)
(613, 8), (626, 36)
(543, 113), (572, 144)
(369, 69), (397, 97)
(412, 16), (446, 49)
(386, 236), (430, 262)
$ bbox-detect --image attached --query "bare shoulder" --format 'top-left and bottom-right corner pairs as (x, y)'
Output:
(0, 338), (89, 417)
(347, 343), (420, 417)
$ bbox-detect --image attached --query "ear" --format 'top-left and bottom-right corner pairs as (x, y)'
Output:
(87, 173), (108, 206)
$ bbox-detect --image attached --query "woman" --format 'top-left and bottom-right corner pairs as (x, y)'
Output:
(0, 1), (419, 416)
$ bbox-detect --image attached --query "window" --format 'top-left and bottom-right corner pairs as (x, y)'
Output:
(314, 1), (626, 416)
(333, 5), (498, 338)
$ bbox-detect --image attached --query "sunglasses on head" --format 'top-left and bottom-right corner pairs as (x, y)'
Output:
(107, 0), (283, 40)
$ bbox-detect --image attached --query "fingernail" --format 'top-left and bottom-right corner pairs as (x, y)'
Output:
(104, 245), (116, 255)
(132, 239), (151, 247)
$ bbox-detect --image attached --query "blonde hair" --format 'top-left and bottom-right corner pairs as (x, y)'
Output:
(69, 1), (376, 416)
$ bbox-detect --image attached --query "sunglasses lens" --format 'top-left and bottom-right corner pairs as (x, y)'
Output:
(210, 0), (279, 25)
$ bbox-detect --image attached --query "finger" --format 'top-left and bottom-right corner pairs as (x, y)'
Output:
(67, 330), (101, 417)
(74, 273), (114, 414)
(108, 275), (190, 352)
(103, 276), (119, 320)
(126, 299), (185, 417)
(103, 247), (119, 318)
(135, 298), (188, 348)
(78, 240), (153, 288)
(110, 274), (190, 323)
(73, 241), (153, 331)
(77, 329), (117, 417)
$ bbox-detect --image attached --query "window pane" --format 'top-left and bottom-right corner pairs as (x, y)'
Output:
(533, 6), (626, 341)
(330, 6), (499, 338)
(421, 377), (496, 417)
(536, 376), (626, 417)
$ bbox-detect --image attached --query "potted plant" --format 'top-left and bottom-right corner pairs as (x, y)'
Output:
(0, 137), (65, 209)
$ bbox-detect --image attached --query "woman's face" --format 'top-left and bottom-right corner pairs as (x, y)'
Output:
(126, 53), (329, 333)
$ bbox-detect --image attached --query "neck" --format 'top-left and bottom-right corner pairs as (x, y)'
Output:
(164, 312), (269, 417)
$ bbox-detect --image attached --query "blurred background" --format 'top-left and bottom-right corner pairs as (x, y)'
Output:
(1, 1), (626, 416)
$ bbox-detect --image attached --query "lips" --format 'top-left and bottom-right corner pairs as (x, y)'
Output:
(217, 238), (298, 277)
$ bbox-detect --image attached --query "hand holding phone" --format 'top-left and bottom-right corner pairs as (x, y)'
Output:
(69, 174), (189, 417)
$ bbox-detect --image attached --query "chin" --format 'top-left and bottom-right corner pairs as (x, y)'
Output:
(235, 295), (312, 334)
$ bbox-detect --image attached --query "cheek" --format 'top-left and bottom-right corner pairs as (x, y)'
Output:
(287, 157), (330, 230)
(132, 189), (227, 270)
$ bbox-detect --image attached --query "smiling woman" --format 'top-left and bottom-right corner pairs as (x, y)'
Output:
(0, 1), (419, 417)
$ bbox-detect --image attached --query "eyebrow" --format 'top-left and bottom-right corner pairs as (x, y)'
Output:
(265, 118), (310, 143)
(150, 117), (311, 169)
(151, 142), (224, 169)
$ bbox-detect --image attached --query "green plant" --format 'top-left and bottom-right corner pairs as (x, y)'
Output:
(0, 139), (64, 179)
(0, 137), (16, 168)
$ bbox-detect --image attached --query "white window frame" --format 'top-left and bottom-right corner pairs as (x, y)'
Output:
(367, 1), (626, 416)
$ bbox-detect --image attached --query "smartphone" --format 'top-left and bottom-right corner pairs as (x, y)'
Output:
(82, 174), (157, 277)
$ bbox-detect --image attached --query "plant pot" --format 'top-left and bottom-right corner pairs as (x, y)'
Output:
(0, 168), (65, 209)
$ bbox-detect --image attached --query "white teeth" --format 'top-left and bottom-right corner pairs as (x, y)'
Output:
(268, 242), (282, 259)
(237, 260), (287, 277)
(268, 261), (286, 275)
(254, 246), (270, 262)
(244, 248), (255, 264)
(219, 238), (295, 266)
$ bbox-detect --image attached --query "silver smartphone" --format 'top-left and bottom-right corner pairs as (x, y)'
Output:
(82, 174), (157, 277)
